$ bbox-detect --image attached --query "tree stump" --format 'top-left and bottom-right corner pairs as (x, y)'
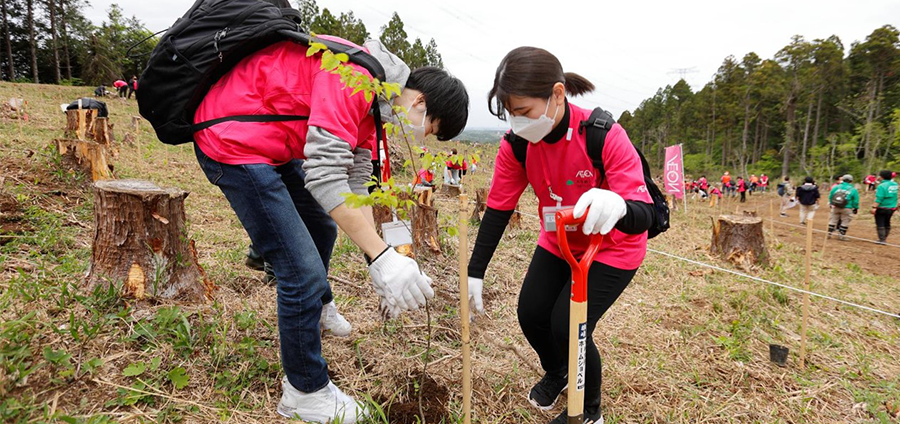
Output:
(711, 214), (768, 268)
(55, 139), (114, 181)
(442, 184), (461, 197)
(412, 197), (441, 254)
(93, 117), (111, 145)
(470, 188), (488, 222)
(65, 108), (98, 140)
(373, 204), (393, 238)
(87, 180), (214, 301)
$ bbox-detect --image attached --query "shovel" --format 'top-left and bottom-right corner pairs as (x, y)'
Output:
(555, 208), (604, 424)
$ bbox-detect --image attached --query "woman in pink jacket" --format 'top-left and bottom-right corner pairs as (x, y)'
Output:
(468, 47), (654, 424)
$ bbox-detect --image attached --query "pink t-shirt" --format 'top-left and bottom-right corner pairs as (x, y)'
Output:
(487, 103), (651, 270)
(194, 38), (376, 166)
(113, 80), (127, 88)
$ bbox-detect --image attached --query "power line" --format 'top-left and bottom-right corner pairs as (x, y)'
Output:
(668, 67), (698, 80)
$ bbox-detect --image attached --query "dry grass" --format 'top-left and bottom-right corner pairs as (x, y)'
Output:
(1, 81), (899, 424)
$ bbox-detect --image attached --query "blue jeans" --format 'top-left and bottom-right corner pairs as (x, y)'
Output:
(195, 145), (337, 392)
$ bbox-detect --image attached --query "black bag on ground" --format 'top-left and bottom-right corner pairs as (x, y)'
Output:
(67, 98), (109, 118)
(507, 107), (670, 239)
(138, 0), (386, 146)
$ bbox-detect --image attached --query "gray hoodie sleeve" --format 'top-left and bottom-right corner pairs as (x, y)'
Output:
(349, 148), (374, 195)
(303, 126), (371, 212)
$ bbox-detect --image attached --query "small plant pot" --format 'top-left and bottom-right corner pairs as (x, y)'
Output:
(769, 344), (789, 367)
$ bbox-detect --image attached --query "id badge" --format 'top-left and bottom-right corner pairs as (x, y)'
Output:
(543, 206), (577, 232)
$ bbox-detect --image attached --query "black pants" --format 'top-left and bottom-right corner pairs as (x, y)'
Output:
(875, 208), (894, 230)
(518, 246), (637, 412)
(740, 191), (746, 202)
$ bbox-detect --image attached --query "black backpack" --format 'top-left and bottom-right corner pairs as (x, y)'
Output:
(506, 107), (670, 239)
(137, 0), (386, 148)
(777, 182), (786, 196)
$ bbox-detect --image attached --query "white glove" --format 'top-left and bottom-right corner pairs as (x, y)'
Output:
(573, 188), (627, 235)
(468, 277), (484, 316)
(368, 247), (435, 316)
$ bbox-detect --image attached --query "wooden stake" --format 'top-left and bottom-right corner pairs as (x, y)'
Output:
(800, 216), (813, 368)
(17, 104), (23, 140)
(457, 194), (472, 424)
(769, 200), (775, 235)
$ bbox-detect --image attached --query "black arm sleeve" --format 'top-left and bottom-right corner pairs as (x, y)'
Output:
(615, 200), (655, 235)
(467, 207), (514, 279)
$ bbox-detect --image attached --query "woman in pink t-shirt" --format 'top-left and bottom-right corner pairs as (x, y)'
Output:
(467, 47), (654, 424)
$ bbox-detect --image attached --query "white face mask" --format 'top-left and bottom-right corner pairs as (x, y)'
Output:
(394, 98), (427, 142)
(509, 95), (560, 143)
(409, 106), (427, 142)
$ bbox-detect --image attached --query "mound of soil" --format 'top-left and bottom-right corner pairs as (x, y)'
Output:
(0, 192), (27, 245)
(379, 372), (449, 424)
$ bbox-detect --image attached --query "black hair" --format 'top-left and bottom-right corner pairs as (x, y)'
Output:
(880, 170), (893, 180)
(488, 47), (595, 121)
(804, 176), (814, 183)
(405, 67), (469, 141)
(784, 176), (790, 181)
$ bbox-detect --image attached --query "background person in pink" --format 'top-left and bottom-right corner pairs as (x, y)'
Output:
(192, 36), (468, 423)
(467, 47), (654, 424)
(113, 79), (128, 97)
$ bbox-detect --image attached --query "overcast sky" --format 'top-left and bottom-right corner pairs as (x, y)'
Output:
(84, 0), (899, 130)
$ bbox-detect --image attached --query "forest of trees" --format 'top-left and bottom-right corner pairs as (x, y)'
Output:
(297, 0), (444, 69)
(0, 0), (443, 88)
(620, 25), (900, 181)
(0, 1), (155, 85)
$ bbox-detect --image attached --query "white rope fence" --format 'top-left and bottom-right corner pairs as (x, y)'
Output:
(646, 248), (900, 320)
(769, 218), (900, 248)
(447, 194), (899, 319)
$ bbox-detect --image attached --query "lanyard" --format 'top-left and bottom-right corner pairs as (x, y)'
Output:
(538, 140), (565, 208)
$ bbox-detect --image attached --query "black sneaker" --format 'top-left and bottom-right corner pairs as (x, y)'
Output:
(528, 372), (567, 410)
(262, 262), (277, 286)
(245, 245), (265, 271)
(548, 408), (603, 424)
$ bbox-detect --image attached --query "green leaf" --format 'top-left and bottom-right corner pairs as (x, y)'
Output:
(43, 347), (71, 365)
(84, 357), (104, 373)
(150, 357), (161, 371)
(167, 367), (189, 390)
(123, 362), (146, 377)
(334, 53), (349, 63)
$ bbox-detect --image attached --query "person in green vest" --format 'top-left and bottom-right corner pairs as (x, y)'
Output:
(828, 174), (860, 241)
(872, 170), (898, 245)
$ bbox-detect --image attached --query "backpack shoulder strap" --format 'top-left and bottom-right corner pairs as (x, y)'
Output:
(579, 107), (615, 182)
(505, 131), (528, 170)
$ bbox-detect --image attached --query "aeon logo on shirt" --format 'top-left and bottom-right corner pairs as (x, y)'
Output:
(568, 169), (595, 189)
(575, 170), (594, 179)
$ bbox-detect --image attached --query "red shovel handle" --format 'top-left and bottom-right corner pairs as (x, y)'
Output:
(555, 208), (604, 303)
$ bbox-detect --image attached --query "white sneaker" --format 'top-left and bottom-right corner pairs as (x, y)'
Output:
(321, 300), (352, 337)
(277, 377), (367, 423)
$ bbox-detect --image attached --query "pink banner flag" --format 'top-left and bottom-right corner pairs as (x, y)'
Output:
(664, 145), (685, 199)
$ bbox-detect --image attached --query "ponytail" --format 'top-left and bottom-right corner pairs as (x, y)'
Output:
(488, 47), (594, 120)
(563, 72), (595, 96)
